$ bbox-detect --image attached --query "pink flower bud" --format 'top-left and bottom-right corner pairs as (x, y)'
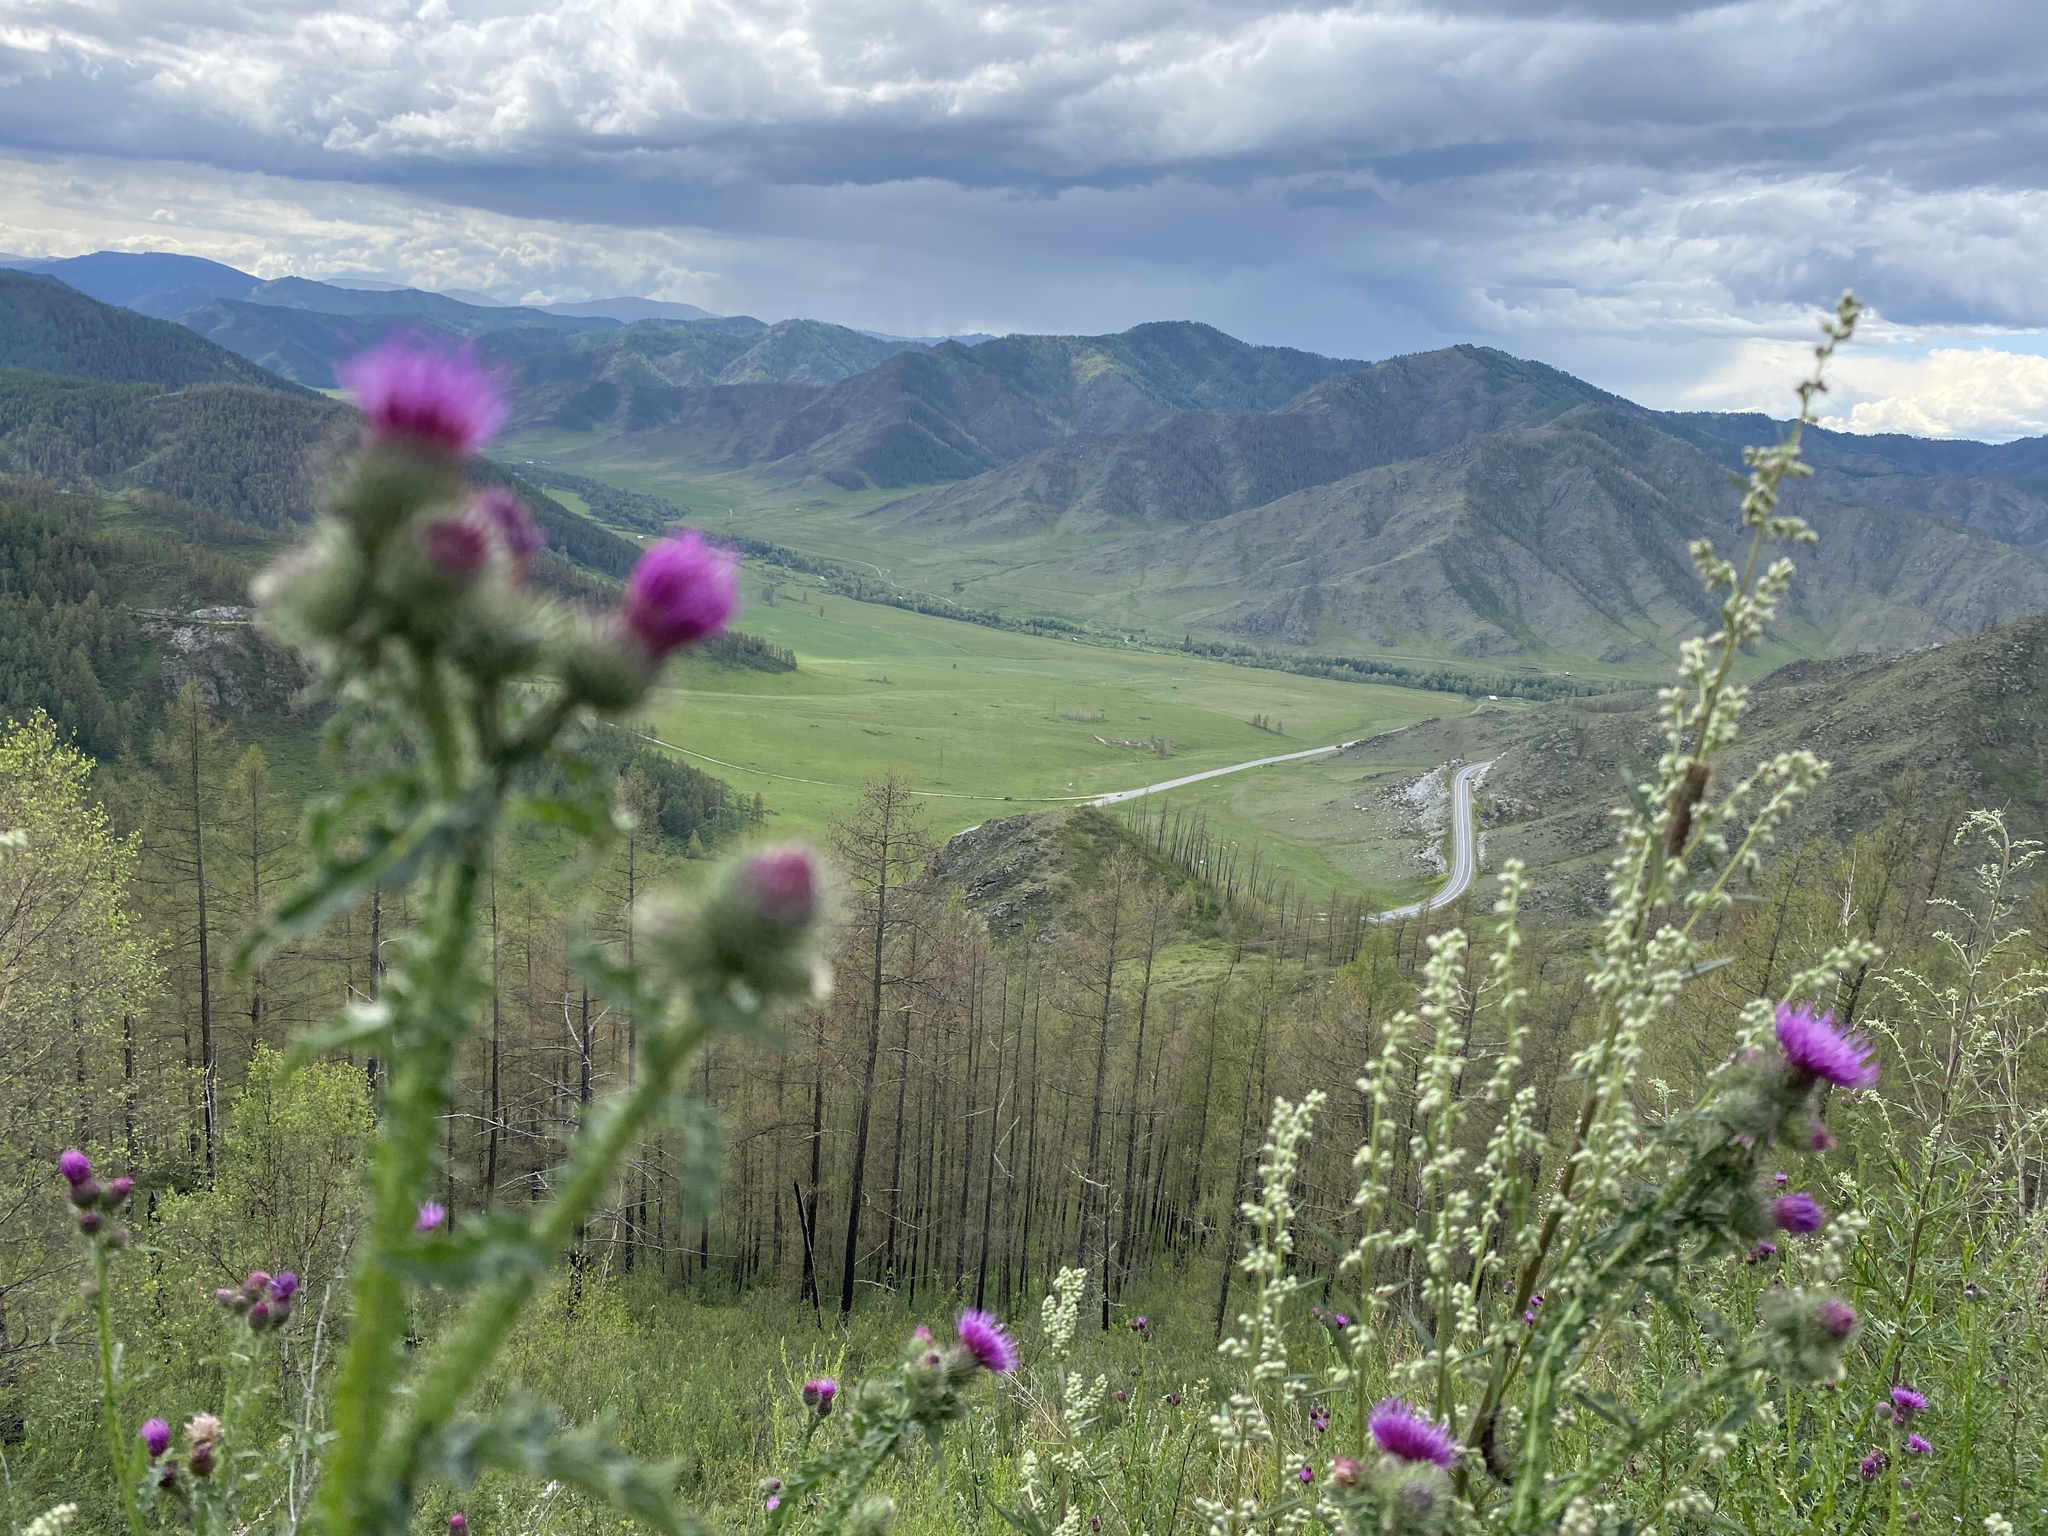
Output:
(621, 532), (737, 657)
(339, 340), (507, 457)
(740, 846), (820, 929)
(476, 489), (545, 560)
(418, 518), (489, 579)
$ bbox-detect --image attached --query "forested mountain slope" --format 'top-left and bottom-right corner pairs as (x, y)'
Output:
(1017, 404), (2048, 662)
(582, 322), (1366, 488)
(0, 272), (299, 391)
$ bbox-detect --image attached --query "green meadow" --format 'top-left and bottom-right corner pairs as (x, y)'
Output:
(645, 567), (1466, 900)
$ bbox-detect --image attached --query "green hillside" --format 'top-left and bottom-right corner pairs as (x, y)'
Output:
(507, 320), (1367, 489)
(0, 271), (299, 391)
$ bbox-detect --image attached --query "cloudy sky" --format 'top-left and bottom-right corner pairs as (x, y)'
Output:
(2, 0), (2044, 436)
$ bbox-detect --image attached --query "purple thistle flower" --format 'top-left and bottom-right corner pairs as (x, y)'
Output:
(476, 488), (545, 560)
(1816, 1299), (1859, 1340)
(269, 1272), (299, 1301)
(1891, 1386), (1927, 1419)
(740, 846), (820, 929)
(1775, 1003), (1879, 1091)
(911, 1324), (932, 1341)
(765, 1496), (780, 1514)
(1860, 1451), (1887, 1480)
(621, 532), (738, 658)
(449, 1515), (468, 1536)
(1773, 1192), (1826, 1234)
(1905, 1433), (1932, 1455)
(1747, 1241), (1780, 1263)
(418, 518), (489, 579)
(109, 1176), (134, 1202)
(141, 1418), (171, 1459)
(1299, 1464), (1315, 1484)
(1368, 1399), (1460, 1468)
(243, 1270), (272, 1298)
(1773, 1171), (1789, 1186)
(1310, 1404), (1330, 1433)
(801, 1377), (837, 1415)
(339, 339), (507, 457)
(956, 1308), (1019, 1373)
(415, 1201), (447, 1233)
(58, 1149), (91, 1186)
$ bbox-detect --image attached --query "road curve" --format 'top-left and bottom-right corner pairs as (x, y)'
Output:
(1372, 759), (1492, 922)
(1088, 741), (1357, 806)
(1088, 746), (1490, 921)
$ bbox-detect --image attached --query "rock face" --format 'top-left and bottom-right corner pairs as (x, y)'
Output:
(924, 805), (1164, 938)
(145, 608), (310, 716)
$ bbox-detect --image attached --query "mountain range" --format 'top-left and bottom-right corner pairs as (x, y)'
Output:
(10, 250), (2048, 680)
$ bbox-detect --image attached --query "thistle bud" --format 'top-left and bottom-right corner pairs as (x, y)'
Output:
(842, 1496), (895, 1536)
(184, 1413), (220, 1478)
(141, 1418), (171, 1459)
(448, 1514), (468, 1536)
(1331, 1455), (1363, 1490)
(418, 517), (490, 581)
(1760, 1290), (1857, 1384)
(247, 1300), (273, 1330)
(620, 532), (737, 659)
(254, 524), (373, 647)
(476, 488), (545, 563)
(109, 1177), (134, 1203)
(641, 845), (831, 1006)
(77, 1209), (102, 1236)
(554, 615), (659, 714)
(801, 1378), (837, 1417)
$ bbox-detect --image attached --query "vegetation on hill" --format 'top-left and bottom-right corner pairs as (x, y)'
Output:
(0, 271), (299, 391)
(512, 321), (1367, 489)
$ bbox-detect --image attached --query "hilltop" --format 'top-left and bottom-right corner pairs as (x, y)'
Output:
(0, 271), (301, 391)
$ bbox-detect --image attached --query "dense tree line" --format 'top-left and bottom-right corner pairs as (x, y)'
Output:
(0, 271), (290, 391)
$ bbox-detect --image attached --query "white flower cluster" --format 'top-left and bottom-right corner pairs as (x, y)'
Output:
(1041, 1266), (1086, 1363)
(21, 1506), (78, 1536)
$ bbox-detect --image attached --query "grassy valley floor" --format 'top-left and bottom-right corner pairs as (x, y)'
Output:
(645, 568), (1469, 902)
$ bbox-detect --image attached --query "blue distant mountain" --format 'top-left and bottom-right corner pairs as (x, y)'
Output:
(15, 250), (260, 309)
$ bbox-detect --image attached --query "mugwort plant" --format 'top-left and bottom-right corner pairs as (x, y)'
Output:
(1184, 295), (1897, 1535)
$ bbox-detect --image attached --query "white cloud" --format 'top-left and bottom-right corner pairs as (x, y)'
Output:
(1832, 349), (2048, 439)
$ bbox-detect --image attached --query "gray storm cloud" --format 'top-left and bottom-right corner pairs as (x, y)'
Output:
(0, 0), (2043, 430)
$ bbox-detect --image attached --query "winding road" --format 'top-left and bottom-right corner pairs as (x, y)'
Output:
(1370, 759), (1492, 921)
(1089, 748), (1491, 921)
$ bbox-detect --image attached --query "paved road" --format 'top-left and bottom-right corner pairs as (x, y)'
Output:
(1088, 741), (1358, 806)
(1371, 759), (1492, 921)
(1088, 746), (1491, 921)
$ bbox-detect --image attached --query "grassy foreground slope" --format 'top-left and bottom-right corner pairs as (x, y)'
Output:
(644, 567), (1467, 898)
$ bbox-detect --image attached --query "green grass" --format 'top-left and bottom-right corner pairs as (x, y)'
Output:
(645, 571), (1466, 898)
